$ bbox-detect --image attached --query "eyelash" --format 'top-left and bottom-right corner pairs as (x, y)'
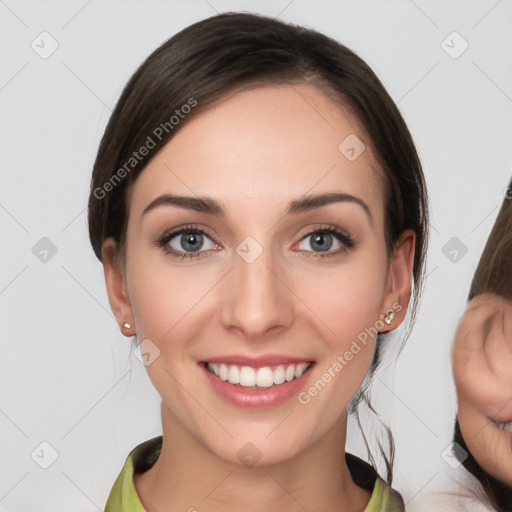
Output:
(155, 223), (357, 261)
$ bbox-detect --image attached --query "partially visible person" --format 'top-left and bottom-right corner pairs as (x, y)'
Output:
(407, 180), (512, 512)
(452, 178), (512, 511)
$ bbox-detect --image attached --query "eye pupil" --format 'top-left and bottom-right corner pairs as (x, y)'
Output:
(181, 233), (202, 252)
(311, 232), (332, 252)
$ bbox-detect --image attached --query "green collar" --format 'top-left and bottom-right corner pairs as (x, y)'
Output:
(105, 436), (405, 512)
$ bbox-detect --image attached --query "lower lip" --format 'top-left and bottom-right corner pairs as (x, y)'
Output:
(200, 363), (315, 409)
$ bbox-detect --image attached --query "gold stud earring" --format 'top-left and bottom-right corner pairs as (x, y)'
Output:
(382, 311), (395, 325)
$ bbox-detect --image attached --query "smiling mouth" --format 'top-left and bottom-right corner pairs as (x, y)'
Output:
(203, 361), (314, 388)
(496, 421), (512, 434)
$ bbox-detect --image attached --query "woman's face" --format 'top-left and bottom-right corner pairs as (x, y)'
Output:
(104, 83), (414, 466)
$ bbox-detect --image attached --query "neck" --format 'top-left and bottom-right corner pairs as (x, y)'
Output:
(134, 403), (372, 512)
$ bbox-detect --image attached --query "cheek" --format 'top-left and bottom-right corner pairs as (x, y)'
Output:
(294, 252), (387, 391)
(127, 229), (389, 352)
(296, 256), (387, 340)
(129, 242), (388, 329)
(126, 246), (225, 362)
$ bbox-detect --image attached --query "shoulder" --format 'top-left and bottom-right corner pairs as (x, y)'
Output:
(104, 436), (162, 512)
(346, 453), (405, 512)
(404, 465), (496, 512)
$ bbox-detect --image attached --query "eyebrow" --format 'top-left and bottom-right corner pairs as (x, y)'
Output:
(142, 192), (372, 223)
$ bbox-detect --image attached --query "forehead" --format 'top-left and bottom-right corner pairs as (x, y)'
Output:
(128, 83), (385, 222)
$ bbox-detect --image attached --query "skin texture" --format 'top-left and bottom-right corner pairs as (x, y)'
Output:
(453, 292), (512, 488)
(102, 83), (416, 512)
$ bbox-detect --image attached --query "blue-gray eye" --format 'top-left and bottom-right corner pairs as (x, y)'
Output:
(166, 230), (216, 253)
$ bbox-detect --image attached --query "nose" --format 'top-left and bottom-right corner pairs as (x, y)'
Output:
(220, 241), (294, 340)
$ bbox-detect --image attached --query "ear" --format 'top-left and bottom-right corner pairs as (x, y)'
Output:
(378, 228), (416, 332)
(102, 238), (135, 337)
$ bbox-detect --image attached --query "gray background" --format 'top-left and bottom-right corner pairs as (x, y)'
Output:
(1, 0), (511, 510)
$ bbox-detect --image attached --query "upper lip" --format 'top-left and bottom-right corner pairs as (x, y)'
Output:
(201, 355), (314, 368)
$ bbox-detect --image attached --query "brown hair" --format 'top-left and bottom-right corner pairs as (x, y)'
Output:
(87, 12), (429, 485)
(454, 178), (512, 511)
(469, 181), (512, 303)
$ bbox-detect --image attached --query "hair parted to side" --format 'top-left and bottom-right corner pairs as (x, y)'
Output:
(87, 12), (429, 485)
(453, 178), (512, 512)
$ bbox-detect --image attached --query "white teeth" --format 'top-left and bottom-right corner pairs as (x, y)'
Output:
(228, 365), (239, 384)
(497, 421), (512, 434)
(219, 363), (228, 381)
(239, 366), (256, 386)
(273, 365), (286, 385)
(295, 362), (309, 378)
(206, 361), (311, 388)
(256, 367), (274, 388)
